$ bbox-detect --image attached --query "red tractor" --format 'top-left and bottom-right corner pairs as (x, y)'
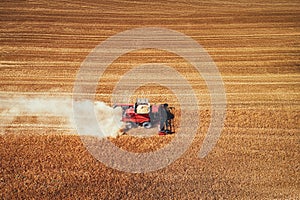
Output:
(113, 98), (175, 134)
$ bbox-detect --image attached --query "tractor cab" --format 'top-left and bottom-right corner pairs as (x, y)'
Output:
(135, 98), (150, 114)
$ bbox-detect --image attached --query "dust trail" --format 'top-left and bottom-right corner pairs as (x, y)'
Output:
(0, 95), (123, 137)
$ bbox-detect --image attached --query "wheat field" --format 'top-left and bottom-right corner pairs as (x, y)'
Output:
(0, 0), (299, 199)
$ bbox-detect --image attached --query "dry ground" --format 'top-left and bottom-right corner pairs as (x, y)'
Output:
(0, 0), (299, 199)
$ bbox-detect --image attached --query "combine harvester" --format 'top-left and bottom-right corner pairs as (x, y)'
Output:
(113, 98), (175, 135)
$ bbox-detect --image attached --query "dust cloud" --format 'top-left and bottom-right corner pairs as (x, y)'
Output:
(0, 95), (123, 137)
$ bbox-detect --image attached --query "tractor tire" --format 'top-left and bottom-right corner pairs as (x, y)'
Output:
(142, 122), (152, 129)
(125, 122), (134, 130)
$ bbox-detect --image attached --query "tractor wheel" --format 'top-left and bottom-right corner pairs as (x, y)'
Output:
(125, 122), (134, 130)
(142, 122), (152, 129)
